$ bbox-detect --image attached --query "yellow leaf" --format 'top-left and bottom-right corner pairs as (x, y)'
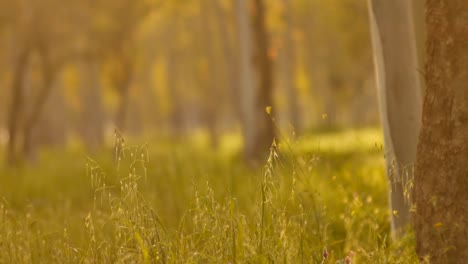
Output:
(322, 113), (328, 120)
(392, 210), (398, 217)
(434, 222), (443, 228)
(265, 106), (272, 115)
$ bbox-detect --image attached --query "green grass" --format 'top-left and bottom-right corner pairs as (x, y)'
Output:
(0, 127), (417, 263)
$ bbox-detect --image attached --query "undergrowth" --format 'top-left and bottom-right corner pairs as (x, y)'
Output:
(0, 128), (417, 263)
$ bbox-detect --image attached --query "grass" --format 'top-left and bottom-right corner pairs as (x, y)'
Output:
(0, 127), (417, 263)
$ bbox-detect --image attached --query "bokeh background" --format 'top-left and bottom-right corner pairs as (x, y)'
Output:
(0, 0), (377, 163)
(0, 1), (423, 262)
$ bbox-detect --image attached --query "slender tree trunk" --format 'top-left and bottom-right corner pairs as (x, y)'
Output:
(412, 0), (426, 97)
(199, 0), (220, 148)
(283, 0), (301, 134)
(167, 55), (183, 134)
(166, 44), (184, 136)
(22, 49), (56, 161)
(115, 55), (132, 132)
(79, 59), (104, 150)
(236, 0), (256, 160)
(250, 0), (275, 161)
(214, 0), (242, 123)
(414, 1), (468, 262)
(7, 48), (30, 166)
(34, 78), (68, 148)
(324, 73), (341, 127)
(367, 0), (423, 239)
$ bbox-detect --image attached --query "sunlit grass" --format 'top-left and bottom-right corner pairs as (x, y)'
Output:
(299, 127), (383, 154)
(0, 127), (417, 263)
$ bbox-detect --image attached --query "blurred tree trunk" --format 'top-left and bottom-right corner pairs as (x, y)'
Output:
(21, 47), (56, 161)
(412, 0), (426, 97)
(114, 53), (133, 132)
(414, 1), (468, 262)
(324, 73), (341, 127)
(6, 47), (30, 166)
(236, 0), (256, 159)
(199, 0), (220, 148)
(213, 0), (242, 123)
(7, 46), (66, 165)
(367, 0), (423, 238)
(141, 69), (158, 129)
(79, 59), (104, 150)
(166, 45), (184, 136)
(250, 0), (275, 160)
(237, 0), (274, 162)
(167, 51), (183, 135)
(33, 79), (68, 149)
(283, 0), (301, 134)
(126, 92), (144, 136)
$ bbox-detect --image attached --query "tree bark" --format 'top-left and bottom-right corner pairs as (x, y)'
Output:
(162, 18), (185, 136)
(6, 47), (30, 166)
(283, 0), (301, 134)
(199, 0), (220, 148)
(115, 54), (132, 132)
(414, 1), (468, 262)
(21, 47), (56, 161)
(79, 59), (105, 150)
(367, 0), (423, 239)
(166, 44), (184, 136)
(213, 0), (242, 123)
(236, 0), (256, 160)
(33, 78), (68, 149)
(250, 0), (275, 161)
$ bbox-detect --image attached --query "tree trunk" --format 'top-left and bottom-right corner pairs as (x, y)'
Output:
(283, 0), (301, 134)
(236, 0), (257, 160)
(33, 79), (68, 149)
(166, 44), (184, 136)
(214, 0), (242, 123)
(367, 0), (423, 239)
(411, 0), (426, 97)
(115, 55), (132, 132)
(22, 48), (56, 161)
(6, 47), (30, 166)
(79, 59), (105, 150)
(199, 0), (220, 148)
(324, 73), (341, 127)
(414, 1), (468, 262)
(250, 0), (275, 161)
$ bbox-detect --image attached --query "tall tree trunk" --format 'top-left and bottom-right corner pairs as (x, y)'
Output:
(165, 21), (184, 136)
(236, 0), (256, 160)
(250, 0), (275, 161)
(414, 1), (468, 262)
(324, 73), (341, 127)
(115, 55), (132, 132)
(22, 48), (56, 161)
(33, 78), (68, 149)
(367, 0), (423, 239)
(79, 59), (104, 150)
(283, 0), (301, 134)
(213, 0), (242, 123)
(167, 49), (184, 136)
(6, 48), (30, 166)
(199, 0), (219, 148)
(412, 0), (426, 97)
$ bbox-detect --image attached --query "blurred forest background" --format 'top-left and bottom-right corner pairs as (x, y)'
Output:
(0, 1), (428, 262)
(0, 0), (377, 164)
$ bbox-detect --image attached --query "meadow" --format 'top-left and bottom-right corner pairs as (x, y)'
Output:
(0, 128), (417, 263)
